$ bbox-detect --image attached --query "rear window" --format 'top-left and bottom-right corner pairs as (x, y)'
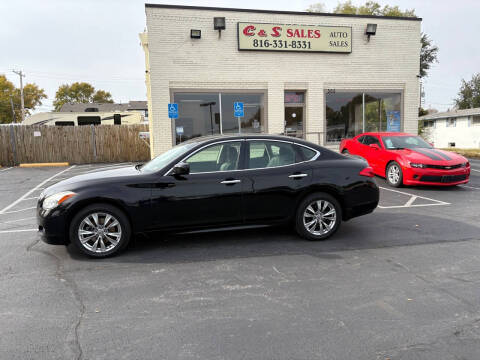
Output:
(298, 146), (317, 160)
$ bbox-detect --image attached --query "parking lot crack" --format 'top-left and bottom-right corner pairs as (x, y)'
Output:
(27, 241), (85, 360)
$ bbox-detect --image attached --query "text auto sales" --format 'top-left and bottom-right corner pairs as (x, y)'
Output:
(242, 25), (350, 49)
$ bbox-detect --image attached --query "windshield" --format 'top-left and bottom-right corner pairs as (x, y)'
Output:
(382, 136), (432, 150)
(140, 142), (197, 173)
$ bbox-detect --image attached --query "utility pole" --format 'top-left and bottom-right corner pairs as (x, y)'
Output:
(9, 96), (16, 123)
(12, 70), (25, 122)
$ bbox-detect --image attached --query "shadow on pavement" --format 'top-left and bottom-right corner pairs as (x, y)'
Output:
(66, 212), (480, 264)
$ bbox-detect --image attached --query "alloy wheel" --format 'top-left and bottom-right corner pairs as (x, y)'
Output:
(78, 212), (122, 253)
(303, 200), (337, 236)
(388, 164), (401, 185)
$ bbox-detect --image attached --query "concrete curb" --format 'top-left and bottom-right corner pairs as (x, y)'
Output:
(19, 162), (70, 168)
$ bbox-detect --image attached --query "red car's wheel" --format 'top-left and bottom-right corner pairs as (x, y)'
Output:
(386, 161), (403, 187)
(342, 149), (349, 155)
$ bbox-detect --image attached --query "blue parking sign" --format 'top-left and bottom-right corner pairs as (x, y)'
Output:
(168, 103), (178, 119)
(234, 102), (244, 117)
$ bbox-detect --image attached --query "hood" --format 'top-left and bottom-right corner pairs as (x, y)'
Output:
(395, 148), (467, 164)
(42, 166), (141, 197)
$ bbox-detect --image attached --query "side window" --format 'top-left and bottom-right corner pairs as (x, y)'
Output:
(297, 145), (317, 161)
(357, 136), (366, 144)
(185, 142), (241, 174)
(247, 141), (297, 169)
(364, 136), (381, 146)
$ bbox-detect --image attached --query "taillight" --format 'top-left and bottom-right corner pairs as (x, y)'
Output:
(359, 166), (375, 177)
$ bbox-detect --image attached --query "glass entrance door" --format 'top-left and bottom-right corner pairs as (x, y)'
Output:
(284, 91), (305, 138)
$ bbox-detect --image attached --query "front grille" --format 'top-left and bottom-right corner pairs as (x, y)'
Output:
(420, 174), (467, 183)
(426, 163), (463, 170)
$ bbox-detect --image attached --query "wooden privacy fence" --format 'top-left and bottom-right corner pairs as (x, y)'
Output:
(0, 124), (151, 166)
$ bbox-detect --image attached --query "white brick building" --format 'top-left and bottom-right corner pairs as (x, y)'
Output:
(420, 108), (480, 148)
(143, 4), (421, 157)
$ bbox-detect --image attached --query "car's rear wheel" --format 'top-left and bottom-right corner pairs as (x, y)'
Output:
(386, 161), (403, 187)
(342, 149), (349, 155)
(69, 203), (131, 258)
(295, 193), (342, 241)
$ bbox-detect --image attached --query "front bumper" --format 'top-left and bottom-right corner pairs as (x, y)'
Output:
(37, 203), (69, 245)
(403, 166), (470, 186)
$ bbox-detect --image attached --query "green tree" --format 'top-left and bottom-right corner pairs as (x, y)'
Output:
(0, 74), (47, 124)
(308, 1), (438, 78)
(306, 3), (326, 12)
(53, 82), (113, 111)
(455, 73), (480, 109)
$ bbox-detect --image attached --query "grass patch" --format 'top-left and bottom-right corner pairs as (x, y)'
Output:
(440, 148), (480, 159)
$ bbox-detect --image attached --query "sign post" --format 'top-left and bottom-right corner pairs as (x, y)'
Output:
(234, 102), (244, 134)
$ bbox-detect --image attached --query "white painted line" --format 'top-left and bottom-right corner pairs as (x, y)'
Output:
(1, 206), (37, 214)
(0, 165), (76, 215)
(0, 167), (13, 172)
(0, 229), (37, 234)
(2, 217), (36, 223)
(379, 186), (450, 205)
(379, 203), (449, 209)
(404, 195), (418, 207)
(459, 184), (480, 190)
(470, 168), (480, 173)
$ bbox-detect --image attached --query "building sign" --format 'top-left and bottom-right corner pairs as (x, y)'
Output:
(238, 22), (351, 53)
(386, 110), (401, 132)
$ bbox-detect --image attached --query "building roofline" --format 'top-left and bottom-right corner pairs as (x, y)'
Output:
(145, 3), (422, 21)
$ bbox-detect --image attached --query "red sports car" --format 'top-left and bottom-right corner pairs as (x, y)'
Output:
(340, 132), (470, 187)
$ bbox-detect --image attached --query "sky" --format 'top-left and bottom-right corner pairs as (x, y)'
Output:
(1, 0), (479, 113)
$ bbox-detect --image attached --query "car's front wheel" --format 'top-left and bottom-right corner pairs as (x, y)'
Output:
(69, 203), (131, 258)
(295, 193), (342, 241)
(386, 161), (403, 187)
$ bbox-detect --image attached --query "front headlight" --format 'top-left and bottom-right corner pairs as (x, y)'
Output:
(410, 163), (428, 168)
(42, 191), (76, 210)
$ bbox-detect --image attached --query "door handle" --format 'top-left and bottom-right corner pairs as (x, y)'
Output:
(289, 173), (308, 179)
(220, 179), (241, 184)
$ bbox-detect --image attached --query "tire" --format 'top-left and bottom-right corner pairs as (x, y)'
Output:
(342, 149), (349, 155)
(295, 192), (342, 241)
(386, 161), (403, 187)
(69, 203), (131, 258)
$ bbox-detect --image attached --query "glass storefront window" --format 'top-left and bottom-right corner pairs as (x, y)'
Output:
(221, 93), (264, 134)
(173, 92), (265, 144)
(173, 93), (220, 144)
(326, 91), (401, 143)
(326, 92), (363, 143)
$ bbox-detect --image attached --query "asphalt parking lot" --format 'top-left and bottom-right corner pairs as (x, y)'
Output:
(1, 160), (480, 360)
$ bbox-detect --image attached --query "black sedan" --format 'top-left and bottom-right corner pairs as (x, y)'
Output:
(37, 134), (379, 257)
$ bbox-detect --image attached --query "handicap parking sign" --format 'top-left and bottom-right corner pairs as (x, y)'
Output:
(234, 102), (244, 117)
(168, 103), (179, 119)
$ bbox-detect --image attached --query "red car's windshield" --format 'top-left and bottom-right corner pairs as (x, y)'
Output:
(382, 136), (433, 150)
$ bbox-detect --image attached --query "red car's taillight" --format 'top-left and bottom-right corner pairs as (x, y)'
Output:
(359, 166), (375, 177)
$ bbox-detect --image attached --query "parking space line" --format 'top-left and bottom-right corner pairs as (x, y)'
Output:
(0, 167), (13, 172)
(1, 217), (36, 224)
(378, 203), (448, 209)
(404, 195), (418, 207)
(0, 165), (75, 215)
(379, 186), (450, 205)
(470, 168), (480, 172)
(1, 207), (37, 214)
(459, 185), (480, 190)
(0, 229), (37, 234)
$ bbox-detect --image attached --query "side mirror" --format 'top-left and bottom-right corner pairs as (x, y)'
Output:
(369, 144), (380, 150)
(171, 162), (190, 176)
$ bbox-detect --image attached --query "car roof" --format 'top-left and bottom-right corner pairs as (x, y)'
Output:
(183, 133), (321, 148)
(357, 132), (415, 137)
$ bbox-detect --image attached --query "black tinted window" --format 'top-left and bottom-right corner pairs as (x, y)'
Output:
(247, 141), (298, 169)
(357, 136), (366, 144)
(298, 146), (316, 160)
(186, 142), (241, 173)
(363, 136), (381, 146)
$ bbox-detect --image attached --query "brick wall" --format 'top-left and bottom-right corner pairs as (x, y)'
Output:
(145, 6), (421, 156)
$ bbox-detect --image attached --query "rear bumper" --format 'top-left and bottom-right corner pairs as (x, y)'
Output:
(403, 167), (470, 186)
(37, 204), (69, 245)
